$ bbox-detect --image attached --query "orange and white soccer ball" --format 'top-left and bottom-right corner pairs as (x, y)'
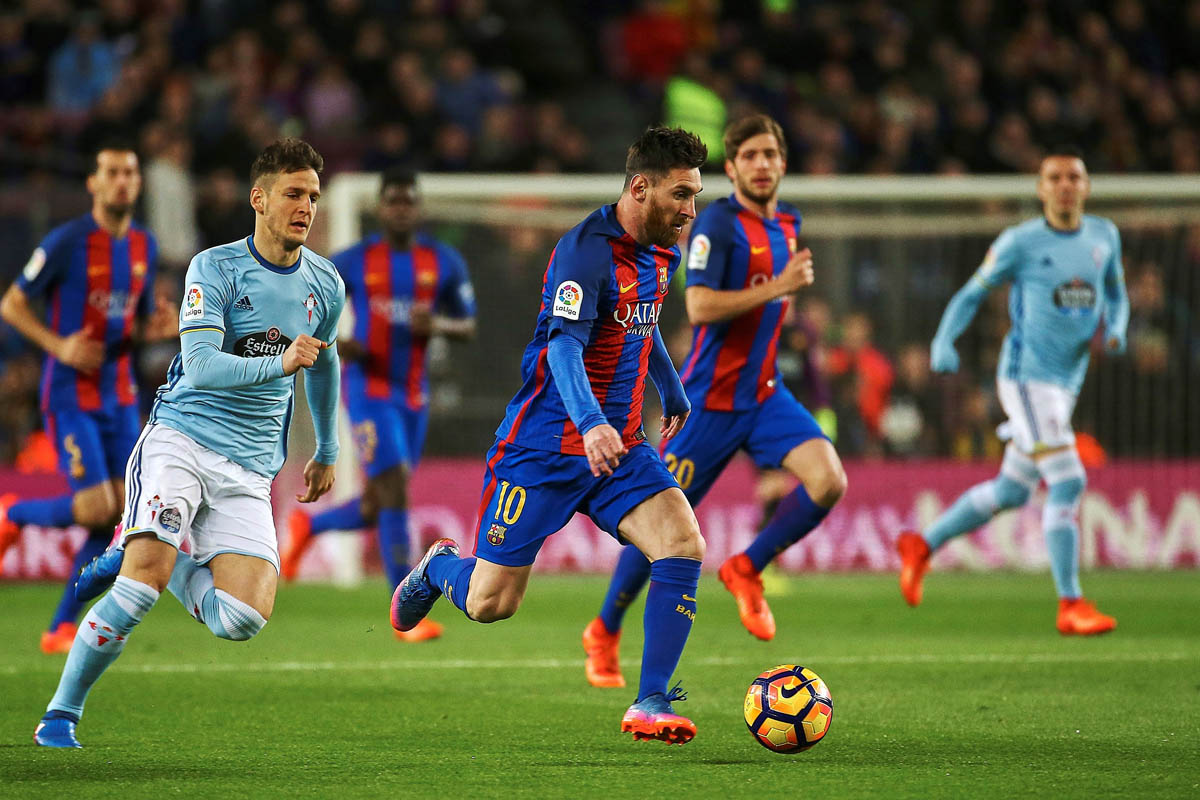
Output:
(744, 664), (833, 753)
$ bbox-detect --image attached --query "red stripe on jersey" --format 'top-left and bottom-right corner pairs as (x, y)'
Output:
(116, 231), (149, 407)
(624, 247), (670, 441)
(406, 246), (439, 408)
(539, 246), (556, 316)
(705, 212), (773, 411)
(678, 326), (707, 383)
(76, 230), (111, 411)
(560, 237), (640, 454)
(363, 241), (392, 398)
(754, 214), (799, 402)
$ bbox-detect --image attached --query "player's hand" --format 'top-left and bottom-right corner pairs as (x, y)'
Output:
(930, 337), (959, 373)
(1105, 333), (1127, 355)
(146, 295), (178, 341)
(582, 423), (627, 477)
(660, 410), (689, 441)
(409, 303), (433, 337)
(776, 247), (815, 294)
(296, 459), (335, 503)
(281, 334), (329, 375)
(56, 326), (104, 373)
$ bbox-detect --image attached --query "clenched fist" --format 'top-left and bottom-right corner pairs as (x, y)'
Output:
(282, 334), (329, 375)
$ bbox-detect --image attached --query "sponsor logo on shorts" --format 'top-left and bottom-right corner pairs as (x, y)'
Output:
(486, 523), (506, 546)
(183, 284), (204, 321)
(235, 327), (293, 357)
(552, 281), (582, 320)
(158, 507), (182, 535)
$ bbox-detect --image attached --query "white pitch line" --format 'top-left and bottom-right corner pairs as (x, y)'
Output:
(1, 651), (1195, 677)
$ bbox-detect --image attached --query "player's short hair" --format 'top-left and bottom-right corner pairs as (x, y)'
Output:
(250, 138), (324, 187)
(723, 114), (787, 162)
(89, 138), (139, 174)
(623, 127), (708, 189)
(1043, 144), (1086, 162)
(380, 166), (418, 195)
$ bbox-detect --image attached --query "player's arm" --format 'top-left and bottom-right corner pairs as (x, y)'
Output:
(685, 246), (815, 325)
(647, 326), (690, 440)
(547, 323), (623, 477)
(931, 231), (1020, 373)
(0, 283), (103, 373)
(1102, 226), (1129, 354)
(413, 249), (477, 340)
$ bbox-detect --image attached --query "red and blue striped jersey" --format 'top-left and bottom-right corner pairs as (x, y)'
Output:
(16, 213), (157, 412)
(678, 195), (801, 411)
(495, 204), (679, 455)
(334, 232), (475, 409)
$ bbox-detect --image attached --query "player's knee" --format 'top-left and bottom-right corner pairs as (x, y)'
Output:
(806, 461), (847, 508)
(72, 490), (121, 528)
(466, 593), (519, 623)
(208, 589), (269, 641)
(992, 475), (1032, 510)
(1047, 476), (1085, 506)
(372, 466), (410, 512)
(660, 519), (705, 562)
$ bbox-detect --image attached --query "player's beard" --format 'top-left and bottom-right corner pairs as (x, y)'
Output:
(102, 201), (135, 221)
(647, 197), (685, 248)
(735, 169), (779, 206)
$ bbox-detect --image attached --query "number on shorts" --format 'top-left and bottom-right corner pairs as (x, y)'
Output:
(495, 481), (527, 525)
(663, 454), (695, 490)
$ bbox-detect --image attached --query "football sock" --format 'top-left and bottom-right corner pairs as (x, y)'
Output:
(1041, 451), (1086, 599)
(200, 588), (267, 641)
(425, 553), (476, 616)
(9, 495), (75, 528)
(376, 508), (410, 590)
(744, 485), (830, 572)
(598, 546), (650, 633)
(48, 528), (111, 630)
(310, 499), (367, 534)
(923, 474), (1033, 551)
(637, 557), (700, 702)
(167, 549), (212, 621)
(46, 576), (158, 718)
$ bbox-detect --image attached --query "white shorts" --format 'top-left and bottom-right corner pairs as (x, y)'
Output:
(120, 424), (279, 570)
(996, 378), (1077, 455)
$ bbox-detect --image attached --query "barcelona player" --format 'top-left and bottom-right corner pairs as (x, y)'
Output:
(391, 127), (708, 744)
(582, 115), (848, 688)
(35, 138), (345, 747)
(279, 168), (476, 644)
(897, 147), (1128, 635)
(0, 141), (173, 654)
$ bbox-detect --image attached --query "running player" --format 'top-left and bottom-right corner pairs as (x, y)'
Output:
(0, 141), (173, 654)
(279, 169), (475, 644)
(34, 138), (345, 747)
(582, 115), (847, 688)
(390, 127), (707, 744)
(896, 146), (1128, 635)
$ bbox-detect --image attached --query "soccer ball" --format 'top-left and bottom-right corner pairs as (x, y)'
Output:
(744, 664), (833, 753)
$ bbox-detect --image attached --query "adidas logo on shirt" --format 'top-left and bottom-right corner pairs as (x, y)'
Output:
(233, 296), (254, 311)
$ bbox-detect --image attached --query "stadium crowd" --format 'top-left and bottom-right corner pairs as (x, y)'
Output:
(0, 0), (1197, 465)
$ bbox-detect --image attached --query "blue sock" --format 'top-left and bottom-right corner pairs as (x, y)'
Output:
(599, 546), (650, 633)
(744, 485), (831, 572)
(9, 495), (75, 528)
(48, 529), (110, 630)
(425, 554), (476, 617)
(637, 557), (700, 702)
(46, 576), (159, 718)
(310, 499), (367, 534)
(376, 509), (410, 590)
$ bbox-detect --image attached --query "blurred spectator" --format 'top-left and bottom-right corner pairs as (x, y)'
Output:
(46, 15), (119, 114)
(142, 124), (198, 273)
(828, 311), (895, 456)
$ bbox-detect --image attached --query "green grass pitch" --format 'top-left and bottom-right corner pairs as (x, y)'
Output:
(2, 571), (1198, 799)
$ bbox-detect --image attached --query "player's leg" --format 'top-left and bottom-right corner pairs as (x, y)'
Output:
(584, 409), (737, 686)
(898, 379), (1042, 606)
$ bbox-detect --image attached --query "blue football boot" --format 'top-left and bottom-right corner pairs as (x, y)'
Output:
(390, 538), (458, 632)
(34, 712), (82, 748)
(620, 683), (696, 744)
(74, 546), (125, 602)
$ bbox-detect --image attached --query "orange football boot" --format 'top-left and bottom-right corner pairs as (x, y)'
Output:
(897, 531), (931, 607)
(1056, 598), (1116, 636)
(621, 684), (695, 744)
(582, 617), (625, 688)
(394, 617), (443, 642)
(40, 622), (78, 655)
(279, 509), (314, 581)
(0, 493), (21, 571)
(718, 553), (775, 641)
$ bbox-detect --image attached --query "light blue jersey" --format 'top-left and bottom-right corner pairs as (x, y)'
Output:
(936, 215), (1128, 395)
(151, 236), (346, 477)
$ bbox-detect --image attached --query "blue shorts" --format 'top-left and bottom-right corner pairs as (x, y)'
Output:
(347, 397), (429, 478)
(662, 384), (827, 506)
(471, 440), (680, 567)
(45, 404), (141, 492)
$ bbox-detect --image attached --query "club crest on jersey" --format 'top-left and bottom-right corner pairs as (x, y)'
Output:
(1053, 278), (1097, 316)
(1092, 244), (1110, 269)
(658, 263), (669, 294)
(132, 260), (147, 279)
(146, 494), (162, 521)
(486, 523), (507, 546)
(553, 280), (583, 320)
(304, 292), (317, 323)
(613, 298), (662, 337)
(688, 234), (711, 271)
(183, 284), (204, 321)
